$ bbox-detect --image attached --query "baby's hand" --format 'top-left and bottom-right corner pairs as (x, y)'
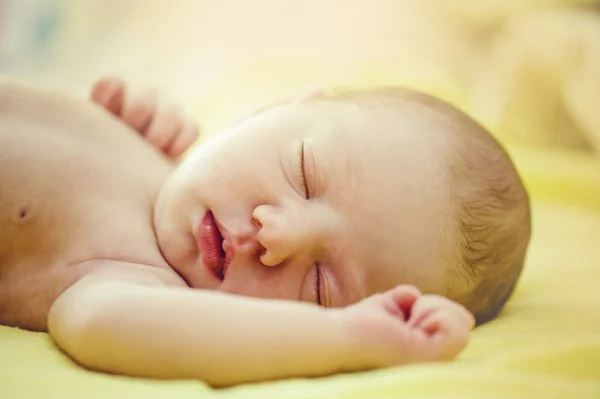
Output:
(341, 285), (474, 369)
(90, 76), (199, 159)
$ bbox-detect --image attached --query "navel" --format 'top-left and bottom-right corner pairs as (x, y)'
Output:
(11, 201), (37, 224)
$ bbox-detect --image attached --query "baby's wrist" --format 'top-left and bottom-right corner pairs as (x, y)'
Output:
(329, 308), (386, 372)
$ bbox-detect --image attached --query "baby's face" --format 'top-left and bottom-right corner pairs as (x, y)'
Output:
(155, 100), (454, 306)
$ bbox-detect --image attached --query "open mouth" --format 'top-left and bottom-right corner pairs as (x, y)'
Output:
(198, 211), (225, 280)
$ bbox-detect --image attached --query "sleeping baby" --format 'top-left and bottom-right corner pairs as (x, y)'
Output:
(0, 75), (530, 386)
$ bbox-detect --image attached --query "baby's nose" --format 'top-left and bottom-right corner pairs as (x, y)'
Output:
(252, 204), (309, 267)
(227, 230), (262, 259)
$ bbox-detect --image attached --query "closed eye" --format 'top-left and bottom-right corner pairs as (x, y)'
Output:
(315, 263), (322, 306)
(297, 142), (310, 199)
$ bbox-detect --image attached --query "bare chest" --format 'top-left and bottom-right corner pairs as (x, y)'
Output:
(1, 123), (172, 265)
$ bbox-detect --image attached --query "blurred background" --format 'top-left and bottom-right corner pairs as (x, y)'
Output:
(1, 0), (600, 152)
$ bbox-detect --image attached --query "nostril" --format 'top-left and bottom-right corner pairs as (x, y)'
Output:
(230, 231), (264, 259)
(233, 233), (253, 248)
(257, 240), (266, 254)
(252, 204), (276, 229)
(258, 245), (267, 260)
(252, 215), (262, 230)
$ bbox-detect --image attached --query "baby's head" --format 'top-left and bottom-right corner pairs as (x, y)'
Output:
(155, 87), (531, 324)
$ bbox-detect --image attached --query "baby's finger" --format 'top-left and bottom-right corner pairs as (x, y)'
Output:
(121, 87), (157, 133)
(412, 297), (474, 333)
(451, 305), (476, 331)
(424, 312), (470, 360)
(143, 102), (182, 151)
(429, 299), (474, 331)
(408, 295), (450, 328)
(90, 76), (125, 115)
(165, 118), (200, 159)
(388, 285), (421, 320)
(421, 312), (449, 336)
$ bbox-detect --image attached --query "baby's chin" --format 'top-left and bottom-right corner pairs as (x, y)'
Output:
(152, 186), (184, 257)
(152, 187), (206, 286)
(155, 226), (199, 286)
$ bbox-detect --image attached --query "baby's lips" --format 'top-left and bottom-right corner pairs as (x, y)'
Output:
(198, 211), (226, 280)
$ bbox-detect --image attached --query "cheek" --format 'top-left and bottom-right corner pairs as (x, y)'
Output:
(192, 139), (264, 187)
(220, 276), (276, 299)
(209, 159), (281, 208)
(220, 267), (298, 300)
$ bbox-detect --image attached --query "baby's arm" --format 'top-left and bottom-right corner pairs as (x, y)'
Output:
(49, 267), (473, 386)
(89, 77), (199, 159)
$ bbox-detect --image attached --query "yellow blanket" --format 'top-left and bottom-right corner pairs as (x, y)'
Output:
(2, 147), (599, 398)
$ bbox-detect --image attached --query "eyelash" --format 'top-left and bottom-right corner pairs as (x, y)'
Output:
(298, 142), (310, 199)
(315, 263), (322, 306)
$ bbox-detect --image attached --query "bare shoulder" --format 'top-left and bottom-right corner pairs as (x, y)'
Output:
(48, 261), (187, 353)
(71, 259), (186, 288)
(49, 261), (188, 319)
(0, 259), (185, 332)
(52, 261), (187, 323)
(0, 75), (42, 97)
(0, 75), (78, 118)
